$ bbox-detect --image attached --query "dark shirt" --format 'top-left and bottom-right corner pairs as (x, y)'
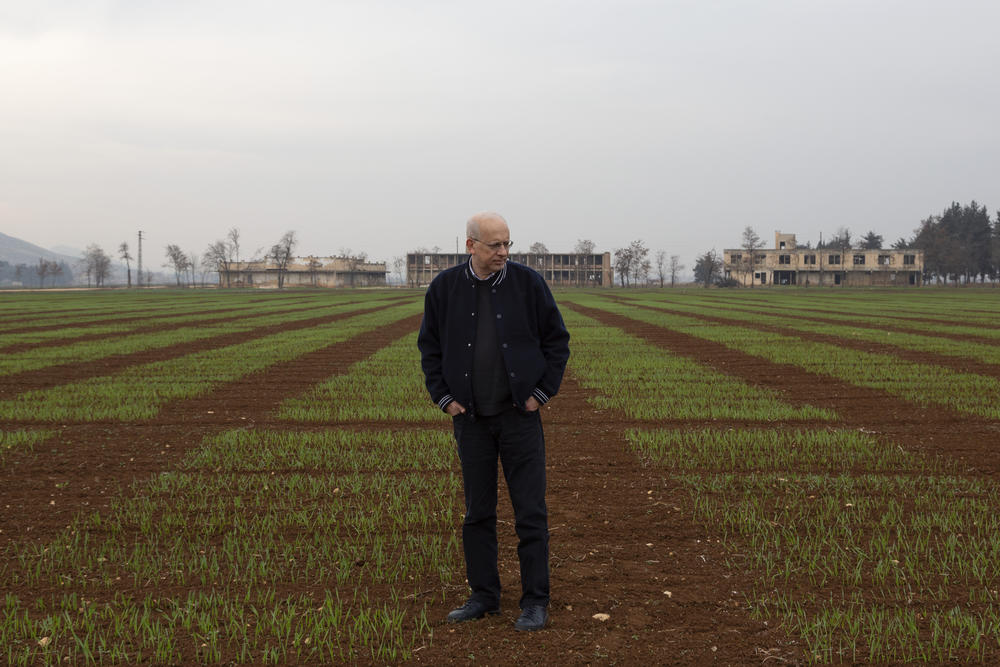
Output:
(472, 276), (512, 416)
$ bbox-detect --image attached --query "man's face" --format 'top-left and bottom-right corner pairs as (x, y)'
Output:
(467, 219), (510, 276)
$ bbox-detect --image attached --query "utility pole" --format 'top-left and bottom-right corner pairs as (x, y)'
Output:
(819, 231), (823, 287)
(137, 230), (144, 288)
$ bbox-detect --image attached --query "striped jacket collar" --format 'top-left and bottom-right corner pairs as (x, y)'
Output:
(464, 257), (507, 287)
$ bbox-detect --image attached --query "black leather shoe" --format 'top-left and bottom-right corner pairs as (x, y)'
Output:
(514, 605), (548, 631)
(446, 600), (500, 623)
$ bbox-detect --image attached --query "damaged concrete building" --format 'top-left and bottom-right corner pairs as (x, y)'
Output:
(406, 251), (614, 288)
(724, 233), (924, 287)
(219, 256), (387, 288)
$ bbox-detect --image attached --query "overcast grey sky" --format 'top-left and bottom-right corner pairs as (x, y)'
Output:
(2, 0), (998, 270)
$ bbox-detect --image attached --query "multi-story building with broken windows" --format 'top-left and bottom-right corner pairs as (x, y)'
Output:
(219, 256), (387, 288)
(406, 252), (613, 288)
(723, 233), (924, 287)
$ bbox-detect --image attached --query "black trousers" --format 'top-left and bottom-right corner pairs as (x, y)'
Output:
(453, 407), (549, 609)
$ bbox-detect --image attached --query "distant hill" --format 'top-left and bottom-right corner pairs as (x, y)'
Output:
(0, 232), (81, 287)
(0, 231), (80, 267)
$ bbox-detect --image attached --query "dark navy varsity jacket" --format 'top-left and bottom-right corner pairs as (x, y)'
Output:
(417, 258), (571, 416)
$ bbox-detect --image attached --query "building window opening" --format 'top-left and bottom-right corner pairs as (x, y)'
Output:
(853, 254), (866, 265)
(829, 254), (841, 265)
(779, 254), (791, 265)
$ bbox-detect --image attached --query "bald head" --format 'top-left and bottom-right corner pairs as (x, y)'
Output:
(466, 211), (508, 240)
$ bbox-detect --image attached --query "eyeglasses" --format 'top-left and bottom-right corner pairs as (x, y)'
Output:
(470, 238), (514, 251)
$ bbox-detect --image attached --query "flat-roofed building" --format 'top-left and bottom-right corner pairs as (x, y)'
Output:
(406, 252), (613, 288)
(723, 233), (924, 287)
(220, 256), (387, 288)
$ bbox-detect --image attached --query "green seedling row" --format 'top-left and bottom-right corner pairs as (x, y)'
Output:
(0, 293), (262, 329)
(562, 308), (836, 421)
(277, 331), (442, 423)
(628, 423), (1000, 661)
(683, 289), (1000, 326)
(0, 299), (339, 350)
(569, 294), (1000, 419)
(0, 301), (422, 422)
(0, 289), (398, 332)
(649, 292), (1000, 342)
(0, 301), (374, 377)
(1, 427), (460, 663)
(10, 471), (459, 589)
(619, 294), (1000, 364)
(2, 585), (432, 664)
(627, 427), (937, 474)
(0, 429), (55, 456)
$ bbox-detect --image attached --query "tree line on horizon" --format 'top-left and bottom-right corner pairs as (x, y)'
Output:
(7, 200), (997, 289)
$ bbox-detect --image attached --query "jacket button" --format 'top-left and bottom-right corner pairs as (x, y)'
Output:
(496, 313), (502, 319)
(510, 372), (516, 378)
(501, 343), (508, 349)
(467, 342), (472, 347)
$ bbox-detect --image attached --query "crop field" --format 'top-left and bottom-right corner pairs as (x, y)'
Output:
(1, 286), (999, 664)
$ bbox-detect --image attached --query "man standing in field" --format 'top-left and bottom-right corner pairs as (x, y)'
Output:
(418, 211), (570, 632)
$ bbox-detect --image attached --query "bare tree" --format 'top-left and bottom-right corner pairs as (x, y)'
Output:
(529, 242), (549, 254)
(270, 231), (297, 288)
(740, 226), (765, 287)
(668, 255), (684, 287)
(95, 249), (111, 287)
(187, 250), (199, 286)
(118, 242), (133, 288)
(655, 250), (667, 287)
(81, 245), (112, 287)
(693, 249), (722, 287)
(628, 239), (650, 286)
(35, 258), (62, 288)
(391, 255), (406, 286)
(613, 246), (633, 287)
(574, 239), (596, 286)
(204, 240), (232, 287)
(305, 255), (323, 286)
(164, 244), (191, 286)
(227, 227), (243, 284)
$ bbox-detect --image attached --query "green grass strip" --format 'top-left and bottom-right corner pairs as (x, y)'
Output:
(2, 427), (460, 663)
(0, 302), (372, 376)
(570, 294), (1000, 419)
(621, 293), (1000, 363)
(277, 331), (443, 423)
(627, 427), (930, 474)
(0, 429), (55, 457)
(563, 308), (836, 421)
(0, 301), (422, 421)
(628, 422), (1000, 663)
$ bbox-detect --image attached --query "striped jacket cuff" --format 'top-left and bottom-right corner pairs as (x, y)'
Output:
(437, 395), (455, 412)
(532, 388), (550, 405)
